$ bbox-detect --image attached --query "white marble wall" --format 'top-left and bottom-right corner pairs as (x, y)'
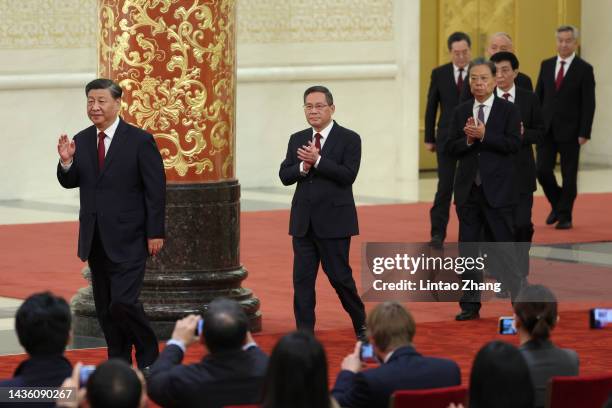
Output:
(0, 0), (420, 202)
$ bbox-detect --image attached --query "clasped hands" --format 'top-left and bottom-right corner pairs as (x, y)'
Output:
(464, 117), (485, 143)
(297, 141), (320, 172)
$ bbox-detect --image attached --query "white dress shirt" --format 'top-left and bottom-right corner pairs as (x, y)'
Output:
(453, 64), (467, 84)
(555, 52), (576, 78)
(61, 116), (120, 171)
(496, 85), (516, 103)
(300, 120), (334, 174)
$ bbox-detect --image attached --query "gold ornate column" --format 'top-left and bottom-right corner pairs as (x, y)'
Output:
(72, 0), (261, 338)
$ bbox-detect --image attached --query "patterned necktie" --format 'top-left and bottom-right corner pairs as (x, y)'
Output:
(555, 60), (566, 91)
(457, 68), (464, 94)
(98, 132), (106, 171)
(314, 133), (322, 152)
(503, 93), (511, 101)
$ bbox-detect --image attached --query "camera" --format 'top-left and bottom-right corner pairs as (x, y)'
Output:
(590, 308), (612, 329)
(498, 316), (516, 335)
(359, 342), (376, 362)
(79, 365), (96, 388)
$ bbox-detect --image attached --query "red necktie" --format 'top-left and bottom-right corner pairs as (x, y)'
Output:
(314, 133), (322, 152)
(98, 132), (106, 171)
(555, 60), (566, 91)
(457, 68), (464, 94)
(503, 93), (511, 101)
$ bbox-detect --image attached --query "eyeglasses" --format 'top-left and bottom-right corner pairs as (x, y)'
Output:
(303, 104), (329, 111)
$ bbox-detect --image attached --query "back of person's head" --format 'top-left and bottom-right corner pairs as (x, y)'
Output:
(513, 284), (558, 342)
(262, 331), (330, 408)
(15, 291), (71, 356)
(202, 297), (248, 353)
(87, 359), (143, 408)
(367, 301), (416, 353)
(470, 341), (534, 408)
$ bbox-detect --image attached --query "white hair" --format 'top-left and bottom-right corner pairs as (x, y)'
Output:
(556, 25), (579, 40)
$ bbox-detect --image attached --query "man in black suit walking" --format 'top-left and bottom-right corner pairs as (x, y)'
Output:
(447, 59), (523, 320)
(279, 86), (366, 339)
(425, 31), (471, 248)
(57, 78), (165, 369)
(536, 25), (596, 229)
(491, 51), (544, 280)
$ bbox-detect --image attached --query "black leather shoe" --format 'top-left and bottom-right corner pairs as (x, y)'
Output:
(455, 310), (480, 321)
(546, 210), (558, 225)
(555, 221), (572, 230)
(355, 325), (368, 342)
(429, 235), (443, 249)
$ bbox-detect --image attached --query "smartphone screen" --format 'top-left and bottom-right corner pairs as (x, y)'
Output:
(195, 319), (204, 336)
(590, 308), (612, 329)
(498, 316), (516, 335)
(79, 365), (96, 388)
(360, 343), (375, 362)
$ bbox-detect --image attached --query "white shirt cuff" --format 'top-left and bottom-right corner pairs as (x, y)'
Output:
(166, 339), (186, 353)
(60, 159), (73, 172)
(299, 161), (309, 175)
(314, 156), (321, 168)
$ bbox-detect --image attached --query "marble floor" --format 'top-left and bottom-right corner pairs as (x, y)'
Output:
(1, 164), (611, 355)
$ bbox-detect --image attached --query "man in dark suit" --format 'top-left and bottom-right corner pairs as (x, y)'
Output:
(57, 78), (165, 369)
(447, 59), (523, 320)
(486, 32), (533, 91)
(535, 25), (596, 229)
(0, 292), (72, 405)
(332, 302), (461, 408)
(147, 298), (269, 408)
(491, 52), (544, 281)
(279, 85), (366, 340)
(425, 31), (472, 248)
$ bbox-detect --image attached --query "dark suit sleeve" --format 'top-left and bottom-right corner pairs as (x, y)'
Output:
(579, 64), (596, 139)
(56, 137), (79, 189)
(147, 344), (185, 408)
(522, 94), (544, 146)
(279, 135), (302, 186)
(139, 134), (166, 238)
(331, 370), (371, 408)
(535, 62), (545, 106)
(424, 69), (440, 143)
(480, 105), (521, 154)
(316, 132), (361, 186)
(445, 107), (472, 157)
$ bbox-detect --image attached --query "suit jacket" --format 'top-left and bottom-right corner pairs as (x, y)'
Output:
(535, 56), (596, 142)
(279, 121), (360, 238)
(520, 340), (579, 408)
(147, 344), (269, 408)
(331, 346), (461, 408)
(57, 118), (165, 263)
(424, 63), (470, 150)
(512, 87), (545, 193)
(461, 71), (533, 102)
(0, 355), (72, 408)
(447, 96), (522, 208)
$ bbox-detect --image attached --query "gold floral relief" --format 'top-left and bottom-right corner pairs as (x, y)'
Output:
(98, 0), (236, 182)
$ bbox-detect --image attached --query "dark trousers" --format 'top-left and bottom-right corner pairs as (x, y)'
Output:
(536, 138), (580, 222)
(292, 227), (366, 334)
(89, 226), (159, 368)
(514, 193), (534, 278)
(430, 149), (458, 240)
(456, 185), (520, 312)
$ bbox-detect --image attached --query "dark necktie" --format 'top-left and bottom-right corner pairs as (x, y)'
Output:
(503, 93), (511, 101)
(98, 132), (106, 171)
(475, 104), (485, 186)
(555, 60), (566, 91)
(314, 132), (322, 152)
(457, 68), (464, 94)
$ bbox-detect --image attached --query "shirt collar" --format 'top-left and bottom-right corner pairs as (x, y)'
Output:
(312, 120), (334, 140)
(496, 84), (516, 101)
(473, 92), (495, 109)
(453, 64), (466, 74)
(97, 116), (120, 140)
(557, 52), (576, 66)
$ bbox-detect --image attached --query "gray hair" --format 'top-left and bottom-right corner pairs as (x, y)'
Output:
(556, 25), (579, 40)
(468, 57), (497, 77)
(490, 32), (513, 44)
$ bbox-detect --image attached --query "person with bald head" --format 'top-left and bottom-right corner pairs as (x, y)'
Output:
(486, 32), (533, 91)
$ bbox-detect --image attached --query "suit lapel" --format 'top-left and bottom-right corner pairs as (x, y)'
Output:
(445, 63), (457, 94)
(86, 126), (99, 174)
(98, 118), (127, 180)
(321, 121), (340, 155)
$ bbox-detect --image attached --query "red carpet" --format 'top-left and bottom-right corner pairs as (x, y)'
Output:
(1, 193), (612, 398)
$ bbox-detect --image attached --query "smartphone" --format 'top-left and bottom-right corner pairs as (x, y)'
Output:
(498, 316), (516, 335)
(195, 319), (204, 336)
(590, 308), (612, 329)
(360, 342), (375, 362)
(79, 365), (96, 388)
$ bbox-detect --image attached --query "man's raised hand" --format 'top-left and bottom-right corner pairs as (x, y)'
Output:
(57, 134), (75, 165)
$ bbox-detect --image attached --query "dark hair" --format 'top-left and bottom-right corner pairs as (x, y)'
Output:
(15, 292), (71, 356)
(202, 297), (248, 353)
(468, 57), (497, 76)
(367, 301), (415, 352)
(262, 331), (331, 408)
(513, 284), (558, 342)
(87, 359), (142, 408)
(447, 31), (472, 50)
(303, 86), (334, 105)
(469, 341), (534, 408)
(86, 78), (123, 99)
(490, 51), (520, 70)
